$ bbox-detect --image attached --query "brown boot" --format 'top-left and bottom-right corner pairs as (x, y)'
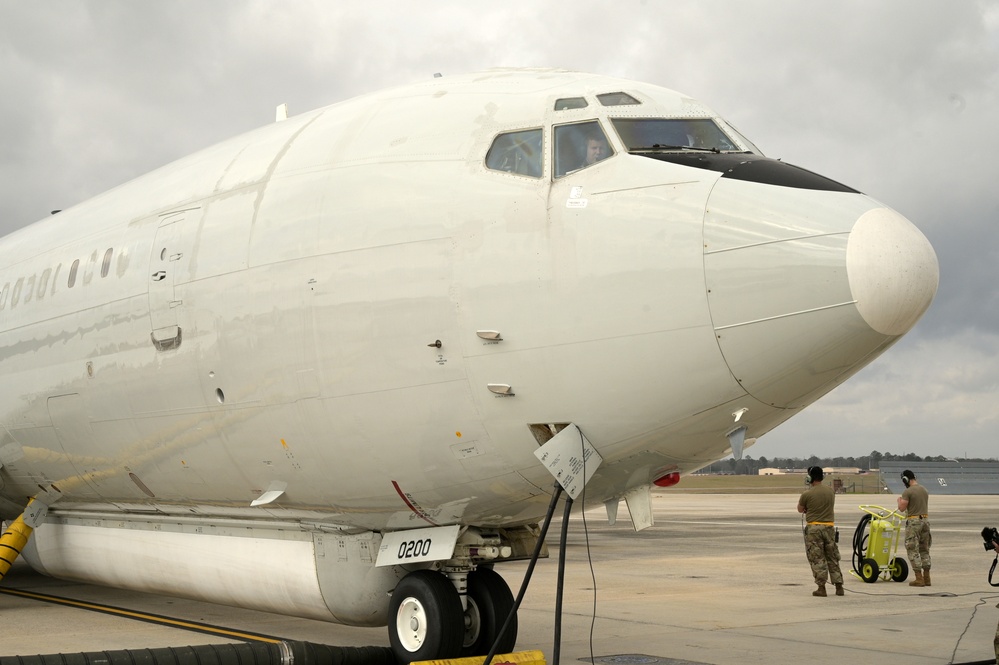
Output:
(835, 583), (844, 596)
(813, 583), (827, 597)
(909, 569), (925, 587)
(922, 569), (930, 586)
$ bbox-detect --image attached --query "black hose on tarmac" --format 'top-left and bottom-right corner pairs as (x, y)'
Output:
(0, 641), (397, 665)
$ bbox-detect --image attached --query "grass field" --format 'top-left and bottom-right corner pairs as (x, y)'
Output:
(662, 473), (888, 494)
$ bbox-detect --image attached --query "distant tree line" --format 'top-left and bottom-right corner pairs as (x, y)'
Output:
(697, 451), (997, 476)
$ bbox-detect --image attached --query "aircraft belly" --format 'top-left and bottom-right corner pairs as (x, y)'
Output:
(22, 517), (403, 626)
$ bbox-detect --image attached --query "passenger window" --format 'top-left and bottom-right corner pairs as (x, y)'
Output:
(50, 264), (61, 296)
(597, 92), (641, 107)
(38, 268), (51, 299)
(101, 248), (113, 278)
(554, 97), (588, 111)
(83, 251), (97, 285)
(24, 275), (35, 304)
(12, 278), (23, 307)
(0, 283), (8, 310)
(554, 121), (613, 178)
(485, 129), (543, 178)
(68, 259), (80, 288)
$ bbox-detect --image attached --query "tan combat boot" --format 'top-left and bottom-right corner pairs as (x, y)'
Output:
(813, 583), (827, 597)
(835, 583), (844, 596)
(922, 569), (931, 586)
(909, 569), (925, 587)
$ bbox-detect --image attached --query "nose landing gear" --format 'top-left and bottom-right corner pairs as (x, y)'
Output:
(388, 567), (517, 663)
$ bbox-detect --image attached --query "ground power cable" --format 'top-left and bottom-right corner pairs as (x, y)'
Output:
(946, 591), (999, 665)
(482, 482), (564, 665)
(839, 567), (999, 663)
(552, 493), (574, 665)
(578, 428), (598, 665)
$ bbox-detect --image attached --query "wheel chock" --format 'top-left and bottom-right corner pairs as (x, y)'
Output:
(412, 649), (546, 665)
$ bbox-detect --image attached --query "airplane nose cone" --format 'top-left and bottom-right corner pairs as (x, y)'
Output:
(704, 180), (938, 409)
(847, 207), (938, 336)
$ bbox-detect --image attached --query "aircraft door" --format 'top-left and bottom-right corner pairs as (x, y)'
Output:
(147, 210), (195, 351)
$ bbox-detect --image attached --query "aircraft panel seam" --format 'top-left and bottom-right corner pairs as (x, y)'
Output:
(713, 300), (858, 331)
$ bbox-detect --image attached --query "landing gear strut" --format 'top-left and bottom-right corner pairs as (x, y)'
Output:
(463, 568), (517, 656)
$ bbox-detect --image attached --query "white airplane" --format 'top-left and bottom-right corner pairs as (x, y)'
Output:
(0, 68), (937, 661)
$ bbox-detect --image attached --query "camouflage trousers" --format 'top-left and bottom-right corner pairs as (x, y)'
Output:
(904, 518), (932, 570)
(994, 606), (998, 664)
(804, 525), (843, 586)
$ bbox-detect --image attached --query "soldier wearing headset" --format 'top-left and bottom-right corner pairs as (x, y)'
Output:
(992, 534), (999, 664)
(992, 535), (999, 663)
(897, 469), (932, 587)
(797, 466), (844, 597)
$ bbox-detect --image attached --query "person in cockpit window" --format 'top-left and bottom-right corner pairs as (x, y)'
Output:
(582, 134), (608, 167)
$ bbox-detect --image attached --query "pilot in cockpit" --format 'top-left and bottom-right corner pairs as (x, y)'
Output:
(554, 121), (612, 177)
(582, 134), (608, 167)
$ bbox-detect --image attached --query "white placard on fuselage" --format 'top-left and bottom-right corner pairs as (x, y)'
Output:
(533, 424), (602, 500)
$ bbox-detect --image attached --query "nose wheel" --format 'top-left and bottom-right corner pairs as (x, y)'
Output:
(389, 570), (464, 662)
(389, 568), (519, 662)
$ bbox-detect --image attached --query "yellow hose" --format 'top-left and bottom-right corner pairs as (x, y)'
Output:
(0, 502), (37, 583)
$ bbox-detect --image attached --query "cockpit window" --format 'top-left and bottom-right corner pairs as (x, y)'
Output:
(554, 121), (613, 178)
(554, 97), (588, 111)
(719, 121), (763, 156)
(485, 128), (543, 178)
(612, 118), (744, 153)
(597, 92), (641, 107)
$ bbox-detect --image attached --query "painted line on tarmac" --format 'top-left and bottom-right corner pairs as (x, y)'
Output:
(0, 587), (283, 643)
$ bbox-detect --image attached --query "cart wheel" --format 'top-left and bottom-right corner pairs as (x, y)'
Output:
(859, 557), (880, 583)
(889, 557), (909, 582)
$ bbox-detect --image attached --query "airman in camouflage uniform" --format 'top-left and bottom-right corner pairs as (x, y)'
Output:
(797, 466), (843, 597)
(992, 537), (999, 663)
(898, 469), (932, 587)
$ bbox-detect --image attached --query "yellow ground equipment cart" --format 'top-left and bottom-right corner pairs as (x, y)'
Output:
(850, 505), (909, 583)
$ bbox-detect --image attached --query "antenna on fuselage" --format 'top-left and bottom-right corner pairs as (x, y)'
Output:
(275, 103), (288, 122)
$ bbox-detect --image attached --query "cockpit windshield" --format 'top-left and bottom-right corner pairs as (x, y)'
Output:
(611, 118), (749, 154)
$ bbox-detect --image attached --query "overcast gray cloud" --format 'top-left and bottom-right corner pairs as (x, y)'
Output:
(1, 1), (996, 460)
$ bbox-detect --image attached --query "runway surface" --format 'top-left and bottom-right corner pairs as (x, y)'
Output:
(3, 493), (999, 664)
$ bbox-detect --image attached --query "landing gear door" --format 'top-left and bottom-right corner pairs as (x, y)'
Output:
(147, 209), (196, 350)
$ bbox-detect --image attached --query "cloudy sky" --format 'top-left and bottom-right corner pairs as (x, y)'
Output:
(1, 2), (997, 461)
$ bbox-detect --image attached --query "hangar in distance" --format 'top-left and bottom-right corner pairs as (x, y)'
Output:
(0, 68), (938, 661)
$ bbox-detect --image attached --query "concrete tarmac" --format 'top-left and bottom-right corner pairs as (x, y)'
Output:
(2, 493), (999, 664)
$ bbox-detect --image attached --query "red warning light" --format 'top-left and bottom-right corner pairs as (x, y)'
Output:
(653, 472), (680, 487)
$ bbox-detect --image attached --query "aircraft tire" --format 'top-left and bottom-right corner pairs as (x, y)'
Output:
(388, 570), (464, 663)
(462, 567), (518, 656)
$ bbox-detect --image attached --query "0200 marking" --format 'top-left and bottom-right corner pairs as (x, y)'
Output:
(398, 538), (432, 559)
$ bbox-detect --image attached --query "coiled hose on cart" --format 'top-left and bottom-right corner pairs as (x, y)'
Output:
(851, 512), (872, 574)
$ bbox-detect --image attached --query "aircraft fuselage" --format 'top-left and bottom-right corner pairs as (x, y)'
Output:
(0, 70), (937, 649)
